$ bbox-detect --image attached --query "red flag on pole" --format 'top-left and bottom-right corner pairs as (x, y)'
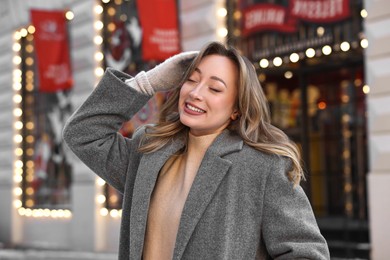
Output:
(31, 9), (73, 92)
(136, 0), (180, 61)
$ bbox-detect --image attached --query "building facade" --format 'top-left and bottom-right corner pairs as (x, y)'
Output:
(364, 0), (390, 259)
(0, 0), (389, 259)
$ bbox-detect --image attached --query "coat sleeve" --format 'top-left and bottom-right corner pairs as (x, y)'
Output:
(62, 68), (152, 193)
(261, 158), (330, 259)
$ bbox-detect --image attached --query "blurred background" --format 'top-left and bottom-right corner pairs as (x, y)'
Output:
(0, 0), (389, 259)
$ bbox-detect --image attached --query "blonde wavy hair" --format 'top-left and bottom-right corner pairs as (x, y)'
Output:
(139, 41), (304, 185)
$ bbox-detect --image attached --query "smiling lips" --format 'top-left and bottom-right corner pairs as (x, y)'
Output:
(185, 103), (206, 114)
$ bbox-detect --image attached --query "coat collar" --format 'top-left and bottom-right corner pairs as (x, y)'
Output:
(128, 129), (243, 259)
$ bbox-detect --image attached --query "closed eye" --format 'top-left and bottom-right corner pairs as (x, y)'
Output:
(210, 88), (222, 93)
(187, 78), (198, 83)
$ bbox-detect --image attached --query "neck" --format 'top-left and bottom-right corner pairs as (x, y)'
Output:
(187, 131), (220, 155)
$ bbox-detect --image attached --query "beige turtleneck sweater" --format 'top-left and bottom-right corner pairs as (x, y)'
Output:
(142, 131), (220, 260)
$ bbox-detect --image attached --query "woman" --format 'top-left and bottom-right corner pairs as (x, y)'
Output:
(63, 42), (330, 259)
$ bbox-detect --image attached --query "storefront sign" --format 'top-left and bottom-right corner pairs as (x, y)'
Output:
(30, 9), (73, 92)
(136, 0), (180, 61)
(290, 0), (350, 22)
(242, 0), (350, 36)
(243, 4), (296, 36)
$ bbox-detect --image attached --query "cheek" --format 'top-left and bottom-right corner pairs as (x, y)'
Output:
(178, 87), (189, 111)
(219, 95), (236, 110)
(178, 88), (186, 103)
(179, 84), (190, 99)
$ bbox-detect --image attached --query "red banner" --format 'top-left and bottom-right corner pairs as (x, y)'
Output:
(289, 0), (350, 22)
(31, 10), (73, 92)
(242, 0), (350, 36)
(136, 0), (180, 61)
(243, 4), (296, 36)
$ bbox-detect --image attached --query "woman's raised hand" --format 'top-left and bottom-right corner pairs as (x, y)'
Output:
(145, 51), (198, 92)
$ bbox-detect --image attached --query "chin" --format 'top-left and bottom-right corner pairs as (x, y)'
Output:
(179, 117), (193, 129)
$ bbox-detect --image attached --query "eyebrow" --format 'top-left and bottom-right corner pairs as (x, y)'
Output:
(194, 68), (227, 88)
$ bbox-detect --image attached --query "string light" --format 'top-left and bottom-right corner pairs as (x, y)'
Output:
(360, 9), (368, 18)
(14, 31), (21, 40)
(289, 53), (299, 63)
(27, 25), (35, 34)
(26, 44), (34, 53)
(13, 94), (22, 103)
(14, 148), (23, 156)
(257, 37), (365, 68)
(110, 209), (119, 218)
(94, 5), (110, 216)
(259, 59), (269, 68)
(94, 1), (104, 87)
(322, 45), (332, 55)
(100, 208), (109, 216)
(284, 71), (293, 79)
(107, 7), (116, 16)
(340, 41), (350, 52)
(273, 57), (282, 67)
(14, 134), (23, 143)
(13, 27), (23, 217)
(65, 11), (74, 21)
(96, 177), (106, 186)
(94, 35), (103, 45)
(12, 27), (73, 219)
(17, 208), (72, 218)
(14, 175), (23, 183)
(13, 56), (22, 65)
(305, 48), (315, 58)
(14, 122), (23, 130)
(216, 0), (227, 41)
(318, 101), (327, 110)
(95, 52), (104, 61)
(14, 200), (22, 208)
(217, 28), (228, 38)
(97, 194), (106, 204)
(217, 8), (227, 17)
(20, 28), (28, 37)
(95, 67), (104, 77)
(13, 43), (21, 52)
(317, 27), (325, 36)
(360, 39), (368, 49)
(341, 82), (353, 217)
(363, 85), (370, 94)
(233, 10), (241, 20)
(94, 21), (104, 30)
(95, 5), (103, 14)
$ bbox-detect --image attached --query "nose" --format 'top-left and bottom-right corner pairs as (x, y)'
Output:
(189, 84), (204, 101)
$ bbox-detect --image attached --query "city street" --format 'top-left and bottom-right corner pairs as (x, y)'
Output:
(0, 249), (116, 260)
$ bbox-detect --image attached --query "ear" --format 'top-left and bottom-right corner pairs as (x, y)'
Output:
(230, 110), (240, 120)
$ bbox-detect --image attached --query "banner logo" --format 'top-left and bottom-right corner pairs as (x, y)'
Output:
(242, 0), (350, 36)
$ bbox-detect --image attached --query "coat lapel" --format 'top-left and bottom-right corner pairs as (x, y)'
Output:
(128, 137), (185, 259)
(173, 130), (243, 259)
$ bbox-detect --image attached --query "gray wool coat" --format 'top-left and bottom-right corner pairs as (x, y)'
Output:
(63, 68), (330, 260)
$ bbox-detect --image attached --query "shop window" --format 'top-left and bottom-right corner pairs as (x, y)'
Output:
(18, 32), (72, 210)
(262, 67), (368, 219)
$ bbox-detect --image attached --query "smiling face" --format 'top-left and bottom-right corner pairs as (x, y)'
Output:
(178, 54), (239, 136)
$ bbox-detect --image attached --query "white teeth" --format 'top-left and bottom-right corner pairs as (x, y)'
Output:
(186, 103), (205, 113)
